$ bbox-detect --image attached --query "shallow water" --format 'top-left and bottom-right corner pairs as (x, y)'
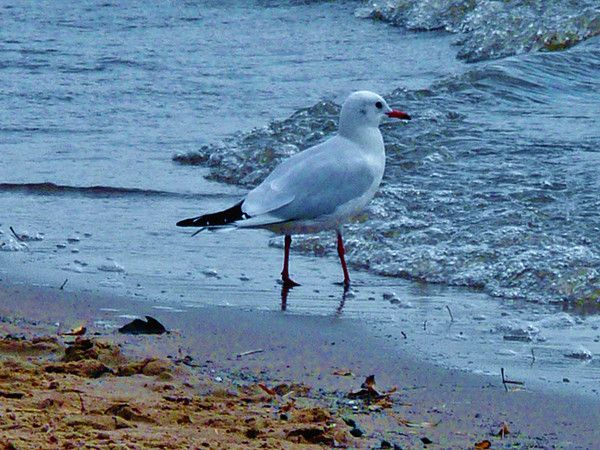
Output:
(1, 0), (599, 397)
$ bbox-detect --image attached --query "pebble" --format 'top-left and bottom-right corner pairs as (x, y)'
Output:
(202, 269), (219, 278)
(350, 427), (363, 437)
(97, 261), (125, 273)
(382, 291), (396, 300)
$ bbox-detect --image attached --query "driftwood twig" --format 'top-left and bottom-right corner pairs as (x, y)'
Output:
(445, 305), (454, 322)
(77, 392), (86, 413)
(237, 349), (264, 358)
(9, 226), (24, 242)
(501, 368), (524, 392)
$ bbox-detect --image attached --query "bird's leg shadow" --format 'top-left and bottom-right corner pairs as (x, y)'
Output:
(282, 283), (351, 314)
(280, 284), (293, 311)
(335, 284), (352, 316)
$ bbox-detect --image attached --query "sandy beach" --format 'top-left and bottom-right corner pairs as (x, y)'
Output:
(1, 281), (598, 449)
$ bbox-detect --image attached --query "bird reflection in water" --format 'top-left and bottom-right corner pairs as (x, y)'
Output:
(280, 283), (351, 315)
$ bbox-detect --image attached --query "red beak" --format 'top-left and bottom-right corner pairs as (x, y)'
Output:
(386, 110), (411, 120)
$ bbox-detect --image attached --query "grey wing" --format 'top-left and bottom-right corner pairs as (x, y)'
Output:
(241, 140), (375, 223)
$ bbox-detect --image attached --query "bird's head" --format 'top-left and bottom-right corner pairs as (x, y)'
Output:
(339, 91), (410, 135)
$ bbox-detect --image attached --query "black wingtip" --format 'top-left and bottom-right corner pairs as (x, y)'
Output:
(176, 218), (197, 227)
(176, 201), (247, 228)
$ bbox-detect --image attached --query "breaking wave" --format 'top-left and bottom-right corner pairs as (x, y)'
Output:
(0, 182), (221, 200)
(355, 0), (600, 62)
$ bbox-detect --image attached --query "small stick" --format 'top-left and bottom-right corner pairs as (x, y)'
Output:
(423, 320), (427, 331)
(501, 367), (508, 392)
(401, 331), (407, 339)
(59, 279), (68, 290)
(77, 392), (85, 413)
(445, 305), (454, 322)
(9, 226), (24, 242)
(237, 349), (264, 358)
(501, 368), (524, 392)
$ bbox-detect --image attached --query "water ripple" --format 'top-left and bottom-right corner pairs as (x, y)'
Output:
(0, 182), (234, 200)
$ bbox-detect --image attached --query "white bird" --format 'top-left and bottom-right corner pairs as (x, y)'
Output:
(177, 91), (410, 287)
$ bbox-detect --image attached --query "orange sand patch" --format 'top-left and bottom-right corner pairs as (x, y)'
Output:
(0, 337), (352, 449)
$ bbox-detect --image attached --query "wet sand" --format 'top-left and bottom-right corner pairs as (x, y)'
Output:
(0, 281), (598, 449)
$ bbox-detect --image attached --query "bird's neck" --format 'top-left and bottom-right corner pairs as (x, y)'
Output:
(339, 124), (384, 151)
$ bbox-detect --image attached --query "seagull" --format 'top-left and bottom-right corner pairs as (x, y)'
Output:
(177, 91), (410, 288)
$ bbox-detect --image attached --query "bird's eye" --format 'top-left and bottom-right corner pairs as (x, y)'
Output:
(375, 101), (383, 109)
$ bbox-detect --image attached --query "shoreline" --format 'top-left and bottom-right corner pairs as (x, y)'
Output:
(1, 280), (598, 448)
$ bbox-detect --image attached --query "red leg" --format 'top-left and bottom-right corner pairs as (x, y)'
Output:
(281, 235), (300, 287)
(337, 232), (351, 287)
